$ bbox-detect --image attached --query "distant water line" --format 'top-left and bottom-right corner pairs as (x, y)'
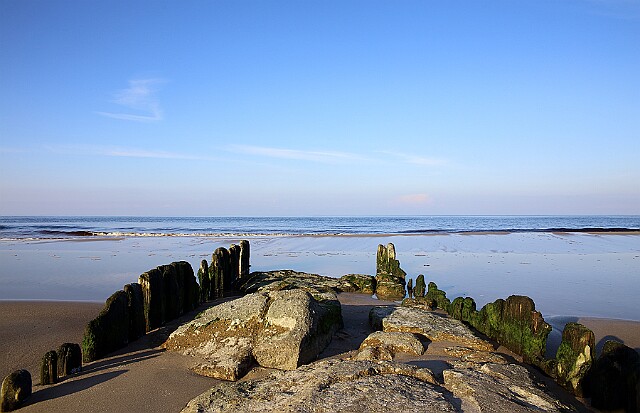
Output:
(1, 215), (639, 240)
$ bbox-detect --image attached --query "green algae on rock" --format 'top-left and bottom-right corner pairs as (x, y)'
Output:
(339, 274), (376, 295)
(425, 282), (450, 311)
(375, 243), (406, 301)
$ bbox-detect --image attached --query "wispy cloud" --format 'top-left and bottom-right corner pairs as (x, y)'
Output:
(378, 151), (447, 167)
(96, 79), (165, 122)
(45, 144), (215, 161)
(228, 144), (368, 163)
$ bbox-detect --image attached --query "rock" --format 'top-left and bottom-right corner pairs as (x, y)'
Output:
(339, 274), (376, 295)
(370, 306), (493, 351)
(81, 290), (129, 362)
(165, 293), (269, 381)
(181, 359), (450, 413)
(375, 278), (406, 301)
(402, 297), (436, 310)
(239, 239), (250, 278)
(253, 289), (340, 370)
(357, 331), (424, 360)
(124, 283), (146, 341)
(353, 346), (395, 361)
(407, 278), (414, 298)
(414, 274), (426, 298)
(139, 268), (164, 331)
(1, 370), (31, 412)
(425, 281), (451, 311)
(198, 259), (210, 302)
(57, 343), (82, 377)
(443, 361), (572, 412)
(443, 346), (509, 364)
(375, 243), (406, 301)
(469, 295), (551, 365)
(554, 322), (595, 397)
(590, 340), (640, 412)
(237, 270), (352, 301)
(166, 287), (343, 381)
(40, 350), (57, 385)
(448, 296), (476, 323)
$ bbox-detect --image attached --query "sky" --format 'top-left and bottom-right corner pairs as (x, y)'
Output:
(1, 0), (639, 216)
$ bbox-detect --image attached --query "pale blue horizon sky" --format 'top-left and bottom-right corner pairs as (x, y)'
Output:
(1, 0), (639, 216)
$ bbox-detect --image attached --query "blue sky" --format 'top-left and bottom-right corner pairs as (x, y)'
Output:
(1, 0), (639, 216)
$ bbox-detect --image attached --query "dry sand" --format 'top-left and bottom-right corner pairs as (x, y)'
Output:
(1, 294), (639, 412)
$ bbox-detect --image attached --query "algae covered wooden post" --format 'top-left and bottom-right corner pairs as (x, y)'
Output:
(1, 370), (32, 412)
(40, 351), (57, 385)
(374, 243), (407, 301)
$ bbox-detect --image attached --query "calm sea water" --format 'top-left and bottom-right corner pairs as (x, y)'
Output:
(1, 215), (639, 239)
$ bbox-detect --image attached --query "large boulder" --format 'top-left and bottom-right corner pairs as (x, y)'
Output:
(181, 359), (449, 413)
(1, 370), (31, 412)
(370, 306), (492, 351)
(553, 322), (595, 397)
(237, 270), (353, 301)
(375, 243), (406, 301)
(165, 288), (343, 381)
(339, 274), (376, 295)
(590, 340), (640, 412)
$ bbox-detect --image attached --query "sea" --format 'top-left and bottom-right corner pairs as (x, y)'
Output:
(1, 215), (639, 239)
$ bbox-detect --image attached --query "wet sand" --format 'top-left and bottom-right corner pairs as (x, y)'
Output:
(1, 294), (639, 412)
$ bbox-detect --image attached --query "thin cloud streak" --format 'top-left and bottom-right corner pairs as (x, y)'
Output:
(97, 78), (165, 122)
(45, 144), (217, 161)
(228, 144), (369, 163)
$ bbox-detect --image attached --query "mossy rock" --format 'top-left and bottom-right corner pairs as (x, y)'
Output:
(554, 322), (595, 397)
(401, 297), (435, 311)
(375, 281), (405, 301)
(340, 274), (376, 295)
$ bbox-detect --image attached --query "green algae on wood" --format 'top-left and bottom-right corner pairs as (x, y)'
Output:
(554, 322), (595, 397)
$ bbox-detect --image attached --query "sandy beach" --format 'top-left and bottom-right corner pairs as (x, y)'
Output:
(3, 293), (639, 412)
(1, 233), (639, 411)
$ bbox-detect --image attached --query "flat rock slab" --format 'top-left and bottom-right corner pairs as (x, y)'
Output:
(370, 306), (493, 351)
(181, 359), (451, 413)
(443, 362), (573, 412)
